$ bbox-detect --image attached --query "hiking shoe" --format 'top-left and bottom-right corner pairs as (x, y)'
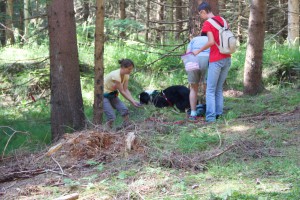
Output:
(188, 115), (199, 122)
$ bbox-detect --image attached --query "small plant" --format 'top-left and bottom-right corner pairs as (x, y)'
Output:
(86, 160), (99, 166)
(63, 178), (80, 189)
(255, 128), (270, 139)
(117, 170), (137, 180)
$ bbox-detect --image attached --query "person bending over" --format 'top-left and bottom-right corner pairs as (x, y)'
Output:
(186, 32), (210, 121)
(103, 59), (141, 128)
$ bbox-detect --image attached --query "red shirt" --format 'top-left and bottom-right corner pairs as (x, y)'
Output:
(202, 16), (231, 62)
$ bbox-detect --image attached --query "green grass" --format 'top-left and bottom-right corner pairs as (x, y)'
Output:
(1, 41), (299, 155)
(0, 41), (300, 199)
(224, 86), (300, 119)
(0, 100), (51, 154)
(178, 128), (220, 153)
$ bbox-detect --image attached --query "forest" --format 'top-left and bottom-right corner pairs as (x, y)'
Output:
(0, 0), (299, 199)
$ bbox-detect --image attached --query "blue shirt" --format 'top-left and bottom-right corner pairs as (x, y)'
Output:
(187, 36), (210, 57)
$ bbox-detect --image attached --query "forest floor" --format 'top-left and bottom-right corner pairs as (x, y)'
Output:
(0, 90), (300, 200)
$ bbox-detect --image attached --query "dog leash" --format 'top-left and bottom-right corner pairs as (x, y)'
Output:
(161, 91), (174, 107)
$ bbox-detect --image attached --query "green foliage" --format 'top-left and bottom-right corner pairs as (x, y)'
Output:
(117, 170), (137, 180)
(63, 178), (80, 188)
(0, 100), (51, 155)
(227, 42), (300, 89)
(263, 43), (300, 87)
(105, 19), (144, 40)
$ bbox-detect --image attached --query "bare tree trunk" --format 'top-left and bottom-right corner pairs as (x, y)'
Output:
(133, 0), (138, 40)
(145, 0), (150, 42)
(237, 0), (243, 43)
(6, 0), (15, 45)
(160, 0), (165, 44)
(219, 0), (226, 10)
(156, 0), (165, 43)
(287, 0), (299, 45)
(82, 0), (90, 22)
(0, 1), (5, 46)
(243, 0), (267, 95)
(119, 0), (126, 38)
(168, 0), (174, 39)
(35, 0), (39, 13)
(189, 0), (201, 38)
(175, 0), (183, 40)
(18, 1), (24, 43)
(48, 0), (85, 141)
(24, 0), (30, 40)
(207, 0), (219, 15)
(93, 0), (105, 125)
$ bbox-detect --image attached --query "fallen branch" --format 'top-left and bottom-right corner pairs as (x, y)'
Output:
(53, 193), (79, 200)
(0, 126), (29, 159)
(0, 168), (45, 183)
(203, 144), (236, 162)
(51, 156), (65, 176)
(0, 168), (67, 183)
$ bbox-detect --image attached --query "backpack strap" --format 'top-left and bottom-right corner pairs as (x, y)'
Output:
(212, 18), (223, 27)
(220, 17), (228, 29)
(207, 17), (228, 30)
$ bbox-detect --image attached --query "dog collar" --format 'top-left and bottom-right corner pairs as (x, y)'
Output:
(148, 90), (159, 103)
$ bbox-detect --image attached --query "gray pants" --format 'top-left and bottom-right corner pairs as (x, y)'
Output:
(103, 97), (129, 121)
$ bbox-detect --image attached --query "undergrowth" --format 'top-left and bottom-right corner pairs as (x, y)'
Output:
(0, 41), (299, 156)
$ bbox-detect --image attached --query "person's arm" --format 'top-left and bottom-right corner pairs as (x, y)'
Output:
(186, 41), (192, 53)
(193, 31), (214, 55)
(114, 80), (141, 107)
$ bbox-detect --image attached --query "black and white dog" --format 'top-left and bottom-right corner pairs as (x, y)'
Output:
(139, 85), (190, 112)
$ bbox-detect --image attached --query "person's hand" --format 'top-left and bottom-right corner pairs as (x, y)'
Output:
(192, 50), (199, 56)
(132, 101), (142, 108)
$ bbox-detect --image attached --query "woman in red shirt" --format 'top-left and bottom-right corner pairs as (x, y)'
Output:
(193, 2), (232, 122)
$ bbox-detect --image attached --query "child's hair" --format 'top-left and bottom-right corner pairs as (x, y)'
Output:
(198, 2), (211, 13)
(119, 59), (134, 68)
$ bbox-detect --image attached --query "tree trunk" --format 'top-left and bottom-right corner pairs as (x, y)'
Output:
(156, 0), (165, 43)
(207, 0), (219, 15)
(6, 0), (15, 45)
(119, 0), (126, 38)
(17, 0), (23, 44)
(133, 0), (138, 40)
(93, 0), (105, 125)
(168, 0), (174, 39)
(35, 0), (39, 13)
(24, 0), (30, 40)
(219, 0), (226, 10)
(0, 1), (5, 46)
(159, 0), (165, 44)
(48, 0), (85, 141)
(82, 0), (90, 22)
(237, 0), (243, 43)
(287, 0), (299, 45)
(243, 0), (267, 95)
(145, 0), (150, 42)
(189, 0), (201, 38)
(175, 0), (183, 40)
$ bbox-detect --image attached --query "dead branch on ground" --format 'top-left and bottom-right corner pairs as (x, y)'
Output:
(0, 126), (29, 159)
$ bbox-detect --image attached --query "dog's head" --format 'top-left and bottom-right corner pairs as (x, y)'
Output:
(139, 92), (151, 104)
